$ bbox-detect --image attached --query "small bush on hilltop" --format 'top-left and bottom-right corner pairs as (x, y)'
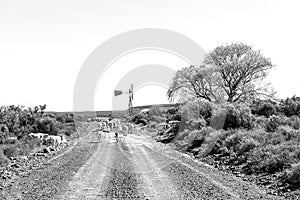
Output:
(148, 105), (166, 118)
(149, 115), (167, 123)
(166, 107), (178, 115)
(281, 97), (300, 117)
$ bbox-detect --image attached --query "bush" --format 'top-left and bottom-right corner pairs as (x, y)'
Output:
(33, 117), (58, 135)
(166, 107), (178, 115)
(282, 98), (299, 117)
(148, 121), (158, 129)
(289, 115), (300, 129)
(248, 143), (298, 174)
(252, 101), (276, 117)
(265, 115), (289, 132)
(223, 103), (253, 130)
(277, 125), (300, 141)
(166, 114), (181, 123)
(0, 149), (10, 166)
(56, 115), (66, 123)
(3, 146), (18, 158)
(223, 129), (259, 155)
(284, 162), (300, 185)
(252, 115), (268, 129)
(149, 115), (167, 123)
(148, 106), (165, 117)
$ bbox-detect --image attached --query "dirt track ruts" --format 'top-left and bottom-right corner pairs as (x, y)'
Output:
(3, 126), (285, 200)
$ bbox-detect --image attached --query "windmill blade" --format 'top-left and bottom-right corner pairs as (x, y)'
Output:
(114, 90), (123, 96)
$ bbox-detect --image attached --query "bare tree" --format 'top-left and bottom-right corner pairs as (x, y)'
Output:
(167, 65), (224, 102)
(168, 43), (275, 103)
(206, 43), (275, 102)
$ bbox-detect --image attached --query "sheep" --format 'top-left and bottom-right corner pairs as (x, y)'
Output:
(120, 124), (129, 136)
(125, 123), (135, 134)
(140, 108), (149, 115)
(48, 135), (67, 145)
(112, 118), (121, 128)
(108, 121), (114, 129)
(47, 135), (61, 145)
(29, 133), (49, 140)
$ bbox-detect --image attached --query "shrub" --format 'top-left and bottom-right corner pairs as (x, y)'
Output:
(0, 124), (9, 144)
(0, 150), (9, 166)
(17, 136), (42, 156)
(282, 98), (299, 117)
(148, 106), (165, 117)
(252, 101), (276, 117)
(56, 115), (66, 123)
(148, 121), (158, 129)
(289, 115), (300, 129)
(166, 114), (181, 123)
(59, 124), (76, 136)
(132, 113), (146, 123)
(277, 125), (300, 141)
(33, 117), (58, 135)
(265, 115), (289, 132)
(223, 103), (253, 130)
(166, 107), (178, 115)
(3, 146), (18, 158)
(248, 144), (297, 174)
(284, 162), (300, 185)
(149, 115), (167, 123)
(238, 137), (260, 155)
(252, 115), (268, 129)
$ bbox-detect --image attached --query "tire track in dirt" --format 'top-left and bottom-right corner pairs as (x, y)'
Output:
(127, 141), (180, 200)
(143, 144), (239, 199)
(101, 140), (145, 199)
(60, 133), (113, 200)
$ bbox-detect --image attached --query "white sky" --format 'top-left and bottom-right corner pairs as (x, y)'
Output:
(0, 0), (299, 111)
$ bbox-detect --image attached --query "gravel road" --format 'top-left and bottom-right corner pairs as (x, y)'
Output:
(3, 127), (285, 200)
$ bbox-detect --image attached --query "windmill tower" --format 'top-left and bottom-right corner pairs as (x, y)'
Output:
(114, 84), (134, 115)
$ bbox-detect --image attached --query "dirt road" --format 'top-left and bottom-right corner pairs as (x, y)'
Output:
(58, 131), (282, 200)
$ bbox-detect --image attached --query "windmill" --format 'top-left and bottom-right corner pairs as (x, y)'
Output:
(114, 84), (134, 115)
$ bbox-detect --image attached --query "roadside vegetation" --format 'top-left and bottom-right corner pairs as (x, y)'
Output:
(131, 43), (300, 198)
(0, 105), (77, 164)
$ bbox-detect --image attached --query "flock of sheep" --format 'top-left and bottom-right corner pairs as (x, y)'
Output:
(29, 117), (137, 149)
(28, 132), (68, 147)
(93, 117), (137, 138)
